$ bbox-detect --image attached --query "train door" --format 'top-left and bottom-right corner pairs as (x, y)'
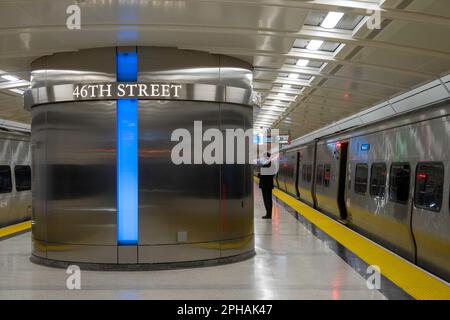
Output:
(337, 142), (348, 220)
(411, 161), (450, 282)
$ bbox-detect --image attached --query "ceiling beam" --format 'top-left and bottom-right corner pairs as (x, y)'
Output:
(194, 0), (450, 27)
(179, 46), (438, 79)
(255, 65), (410, 90)
(0, 80), (29, 89)
(260, 77), (386, 99)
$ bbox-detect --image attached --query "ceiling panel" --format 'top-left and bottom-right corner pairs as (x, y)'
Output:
(0, 0), (448, 138)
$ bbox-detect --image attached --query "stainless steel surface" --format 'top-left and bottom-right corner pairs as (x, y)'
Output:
(297, 144), (315, 207)
(118, 246), (138, 264)
(138, 47), (220, 85)
(45, 243), (117, 264)
(25, 47), (254, 109)
(410, 116), (450, 281)
(31, 101), (117, 263)
(346, 129), (416, 261)
(29, 47), (254, 266)
(30, 47), (117, 88)
(24, 83), (253, 108)
(0, 131), (31, 228)
(138, 100), (221, 247)
(314, 140), (345, 219)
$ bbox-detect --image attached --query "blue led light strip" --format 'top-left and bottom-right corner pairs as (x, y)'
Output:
(116, 50), (138, 245)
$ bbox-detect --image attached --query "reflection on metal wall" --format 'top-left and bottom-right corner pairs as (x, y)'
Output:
(28, 47), (254, 269)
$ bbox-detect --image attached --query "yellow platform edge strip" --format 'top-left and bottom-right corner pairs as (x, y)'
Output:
(0, 220), (31, 239)
(255, 178), (450, 300)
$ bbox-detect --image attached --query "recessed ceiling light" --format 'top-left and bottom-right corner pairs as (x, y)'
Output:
(320, 12), (345, 29)
(306, 40), (324, 51)
(282, 84), (291, 89)
(2, 74), (20, 82)
(288, 73), (300, 79)
(296, 59), (309, 67)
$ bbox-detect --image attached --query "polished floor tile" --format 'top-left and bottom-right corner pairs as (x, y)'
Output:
(0, 186), (386, 300)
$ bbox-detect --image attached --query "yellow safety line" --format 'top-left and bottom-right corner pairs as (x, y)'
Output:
(0, 220), (31, 239)
(255, 178), (450, 300)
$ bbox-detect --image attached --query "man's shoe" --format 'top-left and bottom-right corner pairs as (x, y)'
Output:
(262, 216), (272, 219)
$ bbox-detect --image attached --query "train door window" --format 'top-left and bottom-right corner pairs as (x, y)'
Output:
(389, 163), (411, 205)
(414, 163), (444, 212)
(323, 164), (331, 187)
(306, 165), (312, 183)
(0, 166), (12, 194)
(354, 164), (368, 195)
(15, 165), (31, 192)
(316, 164), (324, 186)
(370, 163), (387, 198)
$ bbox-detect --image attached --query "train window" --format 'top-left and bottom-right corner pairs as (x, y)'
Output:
(414, 163), (444, 212)
(303, 164), (312, 182)
(15, 165), (31, 192)
(0, 166), (12, 194)
(316, 164), (324, 186)
(389, 163), (411, 205)
(323, 164), (331, 187)
(354, 164), (368, 195)
(370, 163), (387, 198)
(307, 165), (312, 182)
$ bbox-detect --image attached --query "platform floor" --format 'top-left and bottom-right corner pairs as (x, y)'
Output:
(0, 186), (386, 300)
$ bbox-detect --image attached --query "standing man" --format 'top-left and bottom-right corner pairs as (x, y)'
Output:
(258, 152), (274, 219)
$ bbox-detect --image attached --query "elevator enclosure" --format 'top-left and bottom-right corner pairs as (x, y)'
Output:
(25, 47), (254, 269)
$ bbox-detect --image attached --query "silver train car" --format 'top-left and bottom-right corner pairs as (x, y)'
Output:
(275, 100), (450, 282)
(0, 130), (31, 228)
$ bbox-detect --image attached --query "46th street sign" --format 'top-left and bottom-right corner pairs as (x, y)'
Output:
(72, 83), (183, 99)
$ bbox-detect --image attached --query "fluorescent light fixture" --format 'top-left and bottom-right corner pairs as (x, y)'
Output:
(258, 113), (278, 118)
(288, 73), (300, 79)
(282, 84), (291, 89)
(321, 12), (345, 29)
(296, 59), (309, 67)
(259, 113), (280, 117)
(262, 105), (286, 110)
(261, 109), (284, 113)
(1, 74), (20, 82)
(306, 40), (324, 51)
(8, 88), (24, 95)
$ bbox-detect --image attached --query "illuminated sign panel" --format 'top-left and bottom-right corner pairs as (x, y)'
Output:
(278, 135), (290, 145)
(116, 51), (139, 246)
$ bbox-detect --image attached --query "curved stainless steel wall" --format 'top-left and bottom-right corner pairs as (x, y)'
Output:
(28, 47), (254, 268)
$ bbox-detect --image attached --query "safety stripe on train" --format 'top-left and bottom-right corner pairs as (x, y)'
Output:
(0, 221), (31, 240)
(256, 178), (450, 300)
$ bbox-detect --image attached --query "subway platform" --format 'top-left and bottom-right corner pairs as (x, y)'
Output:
(0, 183), (410, 300)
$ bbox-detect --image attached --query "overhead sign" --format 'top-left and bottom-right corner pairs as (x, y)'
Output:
(72, 83), (183, 99)
(278, 135), (291, 144)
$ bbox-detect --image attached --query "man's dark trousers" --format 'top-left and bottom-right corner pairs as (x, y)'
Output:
(262, 188), (273, 218)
